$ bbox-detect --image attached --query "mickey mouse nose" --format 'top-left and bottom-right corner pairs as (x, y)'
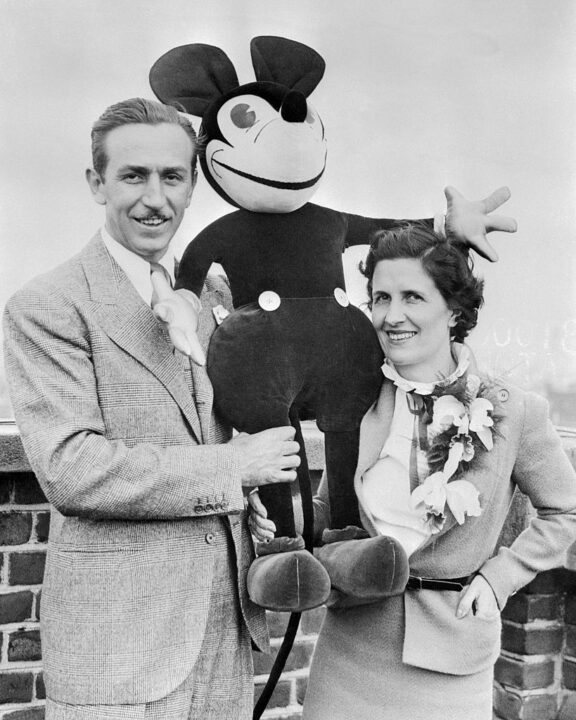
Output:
(280, 90), (308, 123)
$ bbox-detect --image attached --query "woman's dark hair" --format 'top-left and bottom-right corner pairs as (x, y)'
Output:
(360, 222), (484, 343)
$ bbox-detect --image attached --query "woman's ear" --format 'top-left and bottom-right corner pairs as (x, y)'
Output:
(448, 308), (461, 328)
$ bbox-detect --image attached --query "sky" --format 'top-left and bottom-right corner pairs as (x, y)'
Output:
(1, 0), (575, 415)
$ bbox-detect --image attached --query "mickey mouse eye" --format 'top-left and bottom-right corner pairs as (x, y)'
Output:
(230, 103), (257, 129)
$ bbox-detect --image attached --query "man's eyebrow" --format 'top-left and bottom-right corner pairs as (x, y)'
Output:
(116, 165), (148, 175)
(162, 165), (189, 174)
(115, 165), (189, 175)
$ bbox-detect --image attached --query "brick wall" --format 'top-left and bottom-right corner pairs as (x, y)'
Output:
(0, 426), (47, 719)
(494, 569), (576, 720)
(0, 422), (575, 719)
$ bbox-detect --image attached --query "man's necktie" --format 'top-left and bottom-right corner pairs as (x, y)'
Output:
(149, 262), (172, 307)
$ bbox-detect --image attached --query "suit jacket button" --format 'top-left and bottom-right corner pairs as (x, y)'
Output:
(214, 502), (222, 511)
(205, 532), (216, 544)
(194, 505), (204, 513)
(205, 503), (214, 512)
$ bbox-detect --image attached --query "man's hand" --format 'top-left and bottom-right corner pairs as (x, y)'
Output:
(151, 272), (206, 366)
(247, 490), (277, 541)
(231, 426), (300, 488)
(456, 574), (499, 619)
(444, 185), (518, 262)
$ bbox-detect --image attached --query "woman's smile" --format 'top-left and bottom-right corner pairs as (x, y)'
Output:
(371, 258), (457, 382)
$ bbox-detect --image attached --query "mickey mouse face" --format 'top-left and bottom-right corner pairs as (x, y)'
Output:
(205, 91), (327, 212)
(150, 36), (327, 213)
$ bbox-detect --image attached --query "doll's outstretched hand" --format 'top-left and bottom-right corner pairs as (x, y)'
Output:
(151, 270), (206, 366)
(444, 185), (517, 262)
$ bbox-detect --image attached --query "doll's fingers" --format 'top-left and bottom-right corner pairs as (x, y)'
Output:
(183, 332), (206, 366)
(480, 186), (511, 214)
(168, 328), (206, 365)
(465, 235), (499, 263)
(433, 213), (446, 237)
(152, 300), (174, 323)
(444, 185), (466, 206)
(484, 214), (518, 234)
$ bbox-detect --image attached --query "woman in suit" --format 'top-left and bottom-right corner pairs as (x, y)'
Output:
(252, 222), (576, 719)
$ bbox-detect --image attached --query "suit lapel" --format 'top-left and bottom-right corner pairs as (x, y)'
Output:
(81, 236), (203, 443)
(190, 295), (217, 443)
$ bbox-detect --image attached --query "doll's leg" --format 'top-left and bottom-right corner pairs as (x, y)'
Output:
(323, 429), (362, 530)
(320, 432), (409, 608)
(257, 481), (297, 539)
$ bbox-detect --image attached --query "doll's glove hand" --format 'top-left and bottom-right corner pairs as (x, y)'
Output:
(151, 271), (206, 366)
(444, 185), (517, 262)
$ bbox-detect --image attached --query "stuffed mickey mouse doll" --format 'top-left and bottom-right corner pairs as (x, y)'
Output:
(149, 36), (516, 613)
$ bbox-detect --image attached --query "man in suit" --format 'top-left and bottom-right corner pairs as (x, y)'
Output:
(3, 97), (300, 720)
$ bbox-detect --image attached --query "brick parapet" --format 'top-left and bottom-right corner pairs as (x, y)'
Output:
(0, 421), (575, 719)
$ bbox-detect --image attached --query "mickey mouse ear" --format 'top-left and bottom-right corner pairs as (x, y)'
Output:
(250, 36), (325, 97)
(150, 44), (240, 117)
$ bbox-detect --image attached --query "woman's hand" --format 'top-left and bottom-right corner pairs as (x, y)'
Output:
(246, 490), (276, 542)
(456, 574), (499, 619)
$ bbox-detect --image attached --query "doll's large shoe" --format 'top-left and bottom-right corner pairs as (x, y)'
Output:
(247, 536), (331, 612)
(315, 534), (409, 609)
(321, 525), (370, 544)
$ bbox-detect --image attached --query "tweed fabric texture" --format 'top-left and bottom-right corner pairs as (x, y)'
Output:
(45, 525), (253, 720)
(3, 235), (269, 705)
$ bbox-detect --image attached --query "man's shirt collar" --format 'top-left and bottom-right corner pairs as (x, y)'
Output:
(100, 227), (176, 305)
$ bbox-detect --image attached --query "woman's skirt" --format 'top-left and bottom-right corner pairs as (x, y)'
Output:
(302, 594), (493, 720)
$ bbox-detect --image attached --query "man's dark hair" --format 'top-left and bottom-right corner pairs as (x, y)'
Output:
(91, 97), (198, 177)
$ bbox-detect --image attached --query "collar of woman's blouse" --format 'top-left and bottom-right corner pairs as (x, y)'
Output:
(381, 343), (473, 395)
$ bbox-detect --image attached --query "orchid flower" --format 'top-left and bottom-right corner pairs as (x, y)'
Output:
(445, 480), (482, 524)
(411, 471), (447, 516)
(468, 397), (495, 450)
(431, 395), (467, 434)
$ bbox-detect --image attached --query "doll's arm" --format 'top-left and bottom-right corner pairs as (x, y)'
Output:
(343, 214), (431, 248)
(343, 185), (516, 262)
(175, 230), (219, 296)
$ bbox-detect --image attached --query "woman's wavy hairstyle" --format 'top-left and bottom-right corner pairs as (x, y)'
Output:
(360, 222), (484, 343)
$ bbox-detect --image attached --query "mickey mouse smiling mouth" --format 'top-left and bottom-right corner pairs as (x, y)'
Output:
(210, 157), (326, 190)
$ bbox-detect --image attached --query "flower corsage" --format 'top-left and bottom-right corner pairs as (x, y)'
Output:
(411, 375), (501, 534)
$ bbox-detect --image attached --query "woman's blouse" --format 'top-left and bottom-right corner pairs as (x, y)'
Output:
(361, 347), (470, 557)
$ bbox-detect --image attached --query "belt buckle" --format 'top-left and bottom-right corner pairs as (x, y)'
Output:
(409, 575), (423, 590)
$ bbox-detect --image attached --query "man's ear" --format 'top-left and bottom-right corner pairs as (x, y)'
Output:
(85, 168), (107, 205)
